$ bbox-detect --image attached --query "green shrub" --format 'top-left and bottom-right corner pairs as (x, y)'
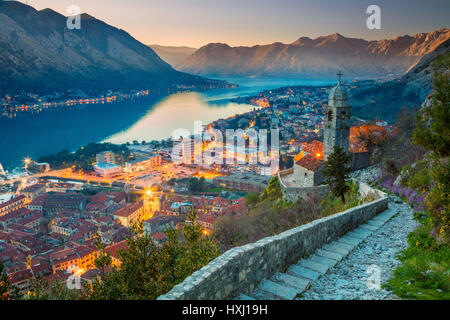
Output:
(384, 223), (450, 300)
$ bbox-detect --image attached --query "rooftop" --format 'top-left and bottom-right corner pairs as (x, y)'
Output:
(94, 162), (121, 170)
(295, 154), (324, 172)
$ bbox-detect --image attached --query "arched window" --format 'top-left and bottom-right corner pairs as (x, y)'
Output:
(328, 110), (333, 121)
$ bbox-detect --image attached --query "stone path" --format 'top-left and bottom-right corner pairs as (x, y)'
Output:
(234, 198), (416, 300)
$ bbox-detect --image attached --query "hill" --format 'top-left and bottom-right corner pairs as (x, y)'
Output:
(178, 29), (450, 80)
(0, 1), (218, 94)
(349, 39), (450, 123)
(149, 44), (197, 69)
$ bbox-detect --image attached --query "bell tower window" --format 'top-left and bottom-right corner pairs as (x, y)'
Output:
(328, 110), (333, 122)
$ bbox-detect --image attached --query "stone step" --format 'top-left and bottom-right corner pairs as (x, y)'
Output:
(345, 230), (366, 240)
(338, 236), (361, 247)
(322, 242), (353, 256)
(348, 229), (371, 240)
(358, 223), (378, 232)
(288, 265), (320, 281)
(315, 248), (345, 261)
(298, 259), (329, 274)
(367, 219), (385, 228)
(377, 208), (397, 220)
(353, 227), (372, 236)
(234, 294), (255, 300)
(272, 272), (310, 293)
(260, 279), (298, 300)
(309, 254), (339, 269)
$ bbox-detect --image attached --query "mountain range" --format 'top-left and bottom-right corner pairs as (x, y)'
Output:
(0, 1), (217, 94)
(349, 38), (450, 123)
(177, 29), (450, 79)
(148, 44), (197, 69)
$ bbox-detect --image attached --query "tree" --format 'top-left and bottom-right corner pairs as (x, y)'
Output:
(261, 176), (282, 201)
(0, 262), (11, 300)
(245, 192), (259, 206)
(94, 236), (113, 279)
(88, 212), (219, 300)
(411, 53), (450, 243)
(352, 123), (387, 162)
(324, 146), (352, 203)
(412, 53), (450, 157)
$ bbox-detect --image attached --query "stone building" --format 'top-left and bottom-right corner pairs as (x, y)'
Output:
(278, 72), (369, 197)
(323, 74), (351, 161)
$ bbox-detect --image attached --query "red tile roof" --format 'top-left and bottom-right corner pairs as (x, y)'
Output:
(0, 195), (26, 210)
(114, 201), (143, 218)
(296, 154), (324, 172)
(105, 240), (128, 260)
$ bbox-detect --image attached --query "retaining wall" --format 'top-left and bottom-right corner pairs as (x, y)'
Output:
(157, 181), (387, 300)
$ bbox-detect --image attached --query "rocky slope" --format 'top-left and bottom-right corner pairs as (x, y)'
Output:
(178, 29), (450, 79)
(149, 44), (197, 69)
(349, 38), (450, 123)
(0, 1), (216, 93)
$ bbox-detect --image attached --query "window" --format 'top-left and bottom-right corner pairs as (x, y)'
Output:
(328, 110), (333, 121)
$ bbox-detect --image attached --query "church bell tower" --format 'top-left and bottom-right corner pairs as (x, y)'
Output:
(323, 71), (351, 161)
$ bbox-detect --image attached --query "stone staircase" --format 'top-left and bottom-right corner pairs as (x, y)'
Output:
(234, 205), (399, 300)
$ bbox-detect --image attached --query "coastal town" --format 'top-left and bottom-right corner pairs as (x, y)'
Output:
(0, 82), (390, 295)
(0, 82), (237, 119)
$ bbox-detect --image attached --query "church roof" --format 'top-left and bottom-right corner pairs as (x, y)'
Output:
(328, 81), (348, 101)
(295, 154), (324, 172)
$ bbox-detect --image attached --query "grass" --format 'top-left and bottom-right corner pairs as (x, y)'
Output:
(383, 217), (450, 300)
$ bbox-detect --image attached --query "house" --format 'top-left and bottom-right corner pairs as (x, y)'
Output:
(0, 195), (27, 217)
(144, 215), (177, 235)
(105, 240), (128, 269)
(113, 201), (144, 227)
(20, 183), (47, 201)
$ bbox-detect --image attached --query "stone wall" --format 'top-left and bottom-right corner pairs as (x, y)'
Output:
(351, 152), (370, 171)
(282, 184), (330, 203)
(157, 182), (387, 300)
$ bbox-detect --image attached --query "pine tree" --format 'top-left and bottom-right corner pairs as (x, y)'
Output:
(324, 146), (352, 203)
(0, 262), (11, 300)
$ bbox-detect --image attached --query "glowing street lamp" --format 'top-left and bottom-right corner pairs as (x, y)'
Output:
(23, 157), (31, 168)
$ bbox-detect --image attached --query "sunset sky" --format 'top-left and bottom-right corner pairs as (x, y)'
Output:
(16, 0), (450, 48)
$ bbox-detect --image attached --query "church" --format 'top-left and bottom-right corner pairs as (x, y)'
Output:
(278, 72), (369, 191)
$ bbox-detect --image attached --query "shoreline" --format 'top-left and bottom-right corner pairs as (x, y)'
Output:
(2, 79), (333, 172)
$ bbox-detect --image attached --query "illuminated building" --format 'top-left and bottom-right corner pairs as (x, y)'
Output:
(114, 201), (145, 227)
(93, 162), (122, 178)
(0, 195), (27, 217)
(96, 151), (116, 164)
(124, 154), (162, 173)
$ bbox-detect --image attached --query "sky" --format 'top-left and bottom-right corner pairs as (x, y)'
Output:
(15, 0), (450, 48)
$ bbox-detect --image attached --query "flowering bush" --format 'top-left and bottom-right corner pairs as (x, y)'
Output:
(377, 177), (427, 214)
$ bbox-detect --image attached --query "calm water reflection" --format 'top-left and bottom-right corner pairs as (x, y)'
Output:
(0, 78), (332, 170)
(104, 91), (253, 144)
